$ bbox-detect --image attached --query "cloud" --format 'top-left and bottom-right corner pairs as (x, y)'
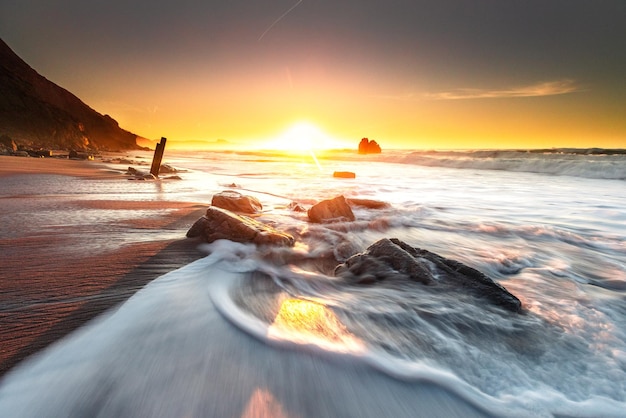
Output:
(424, 79), (581, 100)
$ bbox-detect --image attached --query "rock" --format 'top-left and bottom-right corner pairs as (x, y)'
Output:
(346, 198), (390, 209)
(288, 201), (306, 212)
(334, 238), (523, 313)
(69, 150), (95, 160)
(186, 206), (294, 247)
(358, 138), (382, 154)
(333, 171), (356, 179)
(308, 195), (356, 223)
(0, 134), (17, 153)
(158, 164), (178, 174)
(211, 191), (262, 214)
(34, 149), (52, 157)
(125, 167), (153, 179)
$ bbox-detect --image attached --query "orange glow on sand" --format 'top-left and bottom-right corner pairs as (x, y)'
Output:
(268, 298), (363, 352)
(241, 388), (290, 418)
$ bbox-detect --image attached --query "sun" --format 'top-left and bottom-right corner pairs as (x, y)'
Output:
(264, 122), (338, 154)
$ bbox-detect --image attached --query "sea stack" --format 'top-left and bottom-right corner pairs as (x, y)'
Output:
(358, 138), (382, 154)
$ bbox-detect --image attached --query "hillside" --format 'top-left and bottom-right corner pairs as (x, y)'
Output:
(0, 38), (140, 151)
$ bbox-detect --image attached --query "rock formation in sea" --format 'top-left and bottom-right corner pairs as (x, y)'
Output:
(358, 137), (382, 154)
(0, 38), (141, 151)
(186, 206), (294, 247)
(335, 238), (523, 313)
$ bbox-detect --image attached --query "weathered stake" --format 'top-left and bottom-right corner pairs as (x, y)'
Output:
(150, 137), (167, 178)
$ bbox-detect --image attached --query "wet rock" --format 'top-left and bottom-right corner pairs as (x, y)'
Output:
(308, 195), (355, 223)
(126, 167), (154, 179)
(288, 201), (306, 212)
(158, 164), (178, 174)
(347, 198), (390, 209)
(335, 238), (523, 313)
(186, 206), (294, 247)
(211, 190), (262, 214)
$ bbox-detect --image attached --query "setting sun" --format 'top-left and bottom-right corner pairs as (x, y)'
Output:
(262, 122), (344, 153)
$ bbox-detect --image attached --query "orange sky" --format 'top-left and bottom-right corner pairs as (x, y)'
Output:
(2, 1), (625, 150)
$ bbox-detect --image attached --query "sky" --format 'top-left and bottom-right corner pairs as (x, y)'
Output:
(1, 0), (625, 150)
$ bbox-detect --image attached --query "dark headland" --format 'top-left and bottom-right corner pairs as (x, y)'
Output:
(0, 38), (143, 152)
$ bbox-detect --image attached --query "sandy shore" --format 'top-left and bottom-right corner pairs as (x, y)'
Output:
(0, 155), (206, 377)
(0, 155), (119, 178)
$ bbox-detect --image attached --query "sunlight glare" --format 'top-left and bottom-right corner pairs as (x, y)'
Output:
(266, 122), (335, 153)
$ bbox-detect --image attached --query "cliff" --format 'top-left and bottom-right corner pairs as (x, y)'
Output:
(0, 38), (140, 151)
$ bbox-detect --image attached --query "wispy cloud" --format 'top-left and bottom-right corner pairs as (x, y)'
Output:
(424, 79), (581, 100)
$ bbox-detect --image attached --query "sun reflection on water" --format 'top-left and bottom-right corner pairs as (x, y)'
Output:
(268, 298), (364, 353)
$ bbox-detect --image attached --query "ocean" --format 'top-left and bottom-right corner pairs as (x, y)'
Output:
(0, 148), (625, 417)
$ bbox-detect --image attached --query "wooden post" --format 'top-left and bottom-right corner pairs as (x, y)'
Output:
(150, 137), (167, 178)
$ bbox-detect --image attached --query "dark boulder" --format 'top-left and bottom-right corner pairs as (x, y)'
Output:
(211, 190), (262, 214)
(334, 238), (522, 313)
(308, 195), (355, 223)
(186, 206), (294, 247)
(69, 150), (94, 160)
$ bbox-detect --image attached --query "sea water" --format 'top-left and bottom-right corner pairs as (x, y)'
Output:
(0, 149), (624, 417)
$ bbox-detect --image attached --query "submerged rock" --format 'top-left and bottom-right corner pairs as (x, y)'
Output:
(346, 198), (390, 209)
(211, 190), (262, 214)
(335, 238), (522, 313)
(186, 206), (294, 247)
(308, 195), (355, 223)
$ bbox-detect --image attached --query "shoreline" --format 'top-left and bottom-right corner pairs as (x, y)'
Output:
(0, 155), (206, 377)
(0, 155), (121, 178)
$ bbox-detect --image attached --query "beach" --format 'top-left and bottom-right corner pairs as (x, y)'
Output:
(0, 155), (206, 377)
(0, 149), (624, 417)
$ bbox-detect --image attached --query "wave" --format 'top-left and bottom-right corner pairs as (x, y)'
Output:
(169, 148), (626, 180)
(387, 150), (626, 180)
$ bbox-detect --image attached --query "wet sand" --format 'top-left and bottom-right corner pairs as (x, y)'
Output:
(0, 156), (206, 377)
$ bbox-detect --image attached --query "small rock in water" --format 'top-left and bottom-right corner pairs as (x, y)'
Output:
(308, 195), (355, 223)
(346, 198), (390, 209)
(125, 166), (155, 179)
(158, 164), (178, 174)
(335, 238), (523, 313)
(288, 201), (306, 212)
(211, 190), (263, 214)
(186, 206), (294, 247)
(333, 171), (356, 179)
